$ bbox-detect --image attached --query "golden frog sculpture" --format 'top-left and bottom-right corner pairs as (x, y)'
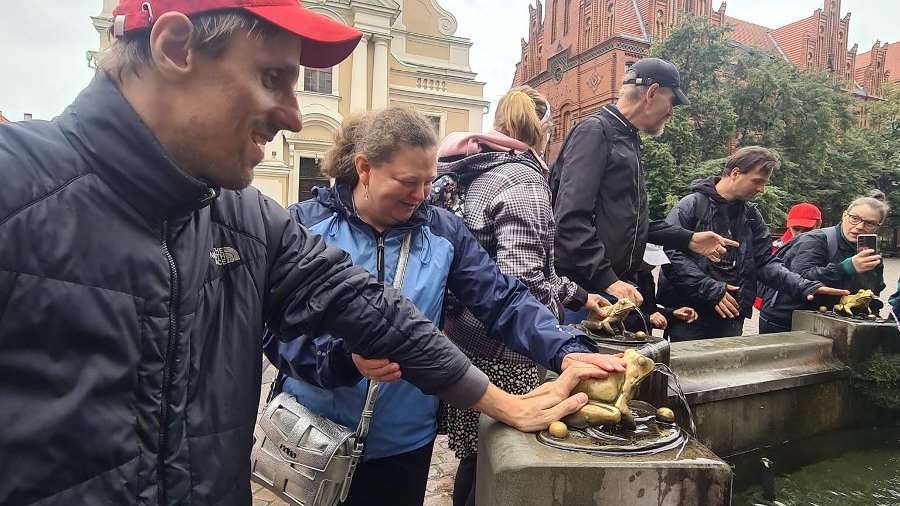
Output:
(562, 348), (656, 429)
(833, 289), (875, 317)
(581, 298), (637, 336)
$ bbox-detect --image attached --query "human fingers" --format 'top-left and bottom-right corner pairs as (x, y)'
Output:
(627, 286), (644, 305)
(520, 362), (606, 401)
(714, 302), (728, 319)
(723, 294), (740, 317)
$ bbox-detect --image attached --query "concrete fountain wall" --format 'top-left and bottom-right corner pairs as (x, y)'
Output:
(668, 311), (900, 456)
(476, 312), (899, 505)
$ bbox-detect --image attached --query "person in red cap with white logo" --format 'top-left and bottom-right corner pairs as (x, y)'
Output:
(754, 202), (823, 309)
(774, 203), (823, 251)
(0, 2), (611, 504)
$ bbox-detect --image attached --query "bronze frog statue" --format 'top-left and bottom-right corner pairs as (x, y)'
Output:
(561, 348), (656, 429)
(581, 298), (636, 336)
(834, 289), (875, 317)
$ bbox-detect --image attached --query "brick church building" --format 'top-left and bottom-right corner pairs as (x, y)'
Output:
(512, 0), (900, 158)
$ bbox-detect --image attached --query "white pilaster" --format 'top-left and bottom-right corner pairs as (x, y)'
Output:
(371, 36), (391, 109)
(350, 35), (369, 112)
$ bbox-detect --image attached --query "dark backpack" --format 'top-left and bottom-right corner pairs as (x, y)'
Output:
(772, 225), (839, 264)
(431, 150), (543, 218)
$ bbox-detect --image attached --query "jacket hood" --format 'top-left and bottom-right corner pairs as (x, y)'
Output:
(311, 183), (429, 230)
(437, 129), (549, 177)
(690, 176), (727, 203)
(438, 129), (530, 158)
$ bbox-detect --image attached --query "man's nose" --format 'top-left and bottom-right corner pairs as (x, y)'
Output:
(271, 94), (303, 133)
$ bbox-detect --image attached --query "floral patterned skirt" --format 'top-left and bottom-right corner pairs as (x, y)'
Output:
(438, 356), (541, 460)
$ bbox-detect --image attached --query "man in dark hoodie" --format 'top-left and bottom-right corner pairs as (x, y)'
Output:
(657, 146), (847, 340)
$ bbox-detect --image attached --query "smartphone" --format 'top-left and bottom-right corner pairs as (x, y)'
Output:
(857, 234), (878, 253)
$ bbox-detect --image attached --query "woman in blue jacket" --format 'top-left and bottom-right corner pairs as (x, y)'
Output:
(263, 107), (624, 506)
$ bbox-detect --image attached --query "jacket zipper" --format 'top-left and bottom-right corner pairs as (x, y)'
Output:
(626, 137), (642, 275)
(157, 220), (180, 505)
(375, 233), (385, 282)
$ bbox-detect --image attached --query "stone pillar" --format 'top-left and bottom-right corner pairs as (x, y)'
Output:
(349, 35), (369, 112)
(371, 36), (390, 109)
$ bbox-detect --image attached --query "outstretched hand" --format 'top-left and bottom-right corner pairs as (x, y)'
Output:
(806, 286), (851, 301)
(689, 231), (739, 263)
(560, 352), (627, 377)
(475, 362), (613, 432)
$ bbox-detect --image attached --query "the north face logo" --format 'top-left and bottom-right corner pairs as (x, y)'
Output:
(210, 246), (241, 266)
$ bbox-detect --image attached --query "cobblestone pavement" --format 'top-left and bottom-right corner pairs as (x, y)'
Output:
(251, 363), (457, 506)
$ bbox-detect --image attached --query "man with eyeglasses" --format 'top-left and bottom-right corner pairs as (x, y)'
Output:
(759, 194), (888, 333)
(657, 146), (848, 340)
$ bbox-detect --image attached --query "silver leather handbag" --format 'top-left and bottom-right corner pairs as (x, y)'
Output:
(250, 231), (413, 506)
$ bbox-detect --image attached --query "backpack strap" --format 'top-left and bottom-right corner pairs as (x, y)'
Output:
(823, 225), (839, 263)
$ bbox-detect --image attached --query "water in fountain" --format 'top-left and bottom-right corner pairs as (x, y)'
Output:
(652, 363), (698, 438)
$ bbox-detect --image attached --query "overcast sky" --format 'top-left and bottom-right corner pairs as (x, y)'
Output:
(1, 1), (899, 126)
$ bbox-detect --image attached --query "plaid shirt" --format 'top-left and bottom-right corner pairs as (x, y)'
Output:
(439, 151), (587, 362)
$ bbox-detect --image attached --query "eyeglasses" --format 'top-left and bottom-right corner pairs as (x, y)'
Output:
(845, 213), (882, 231)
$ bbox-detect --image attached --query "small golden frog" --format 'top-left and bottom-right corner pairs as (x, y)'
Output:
(834, 289), (875, 317)
(562, 349), (656, 429)
(581, 298), (637, 335)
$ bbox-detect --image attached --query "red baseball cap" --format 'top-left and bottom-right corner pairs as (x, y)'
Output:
(111, 0), (363, 69)
(786, 202), (821, 228)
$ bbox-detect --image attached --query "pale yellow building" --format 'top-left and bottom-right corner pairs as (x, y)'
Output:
(91, 0), (488, 207)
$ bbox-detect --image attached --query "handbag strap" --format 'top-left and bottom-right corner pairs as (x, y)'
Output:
(350, 229), (413, 453)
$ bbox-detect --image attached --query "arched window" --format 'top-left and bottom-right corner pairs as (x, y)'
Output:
(551, 0), (558, 40)
(584, 17), (591, 47)
(606, 3), (614, 38)
(563, 0), (571, 35)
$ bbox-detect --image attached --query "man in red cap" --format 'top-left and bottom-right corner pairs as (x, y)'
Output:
(0, 2), (616, 504)
(773, 203), (823, 251)
(754, 203), (822, 309)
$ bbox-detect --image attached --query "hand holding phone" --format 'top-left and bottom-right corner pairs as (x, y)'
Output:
(857, 234), (878, 253)
(851, 236), (882, 273)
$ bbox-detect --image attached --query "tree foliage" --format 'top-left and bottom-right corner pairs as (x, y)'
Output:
(640, 14), (900, 238)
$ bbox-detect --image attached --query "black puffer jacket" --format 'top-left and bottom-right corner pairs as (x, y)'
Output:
(0, 75), (487, 505)
(759, 224), (885, 329)
(550, 105), (692, 292)
(658, 177), (821, 319)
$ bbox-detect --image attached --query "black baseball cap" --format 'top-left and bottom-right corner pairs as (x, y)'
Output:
(624, 58), (690, 106)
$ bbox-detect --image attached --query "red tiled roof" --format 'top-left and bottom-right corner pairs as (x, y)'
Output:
(615, 0), (648, 41)
(854, 49), (872, 83)
(0, 111), (9, 123)
(724, 16), (780, 56)
(771, 15), (818, 69)
(884, 43), (900, 83)
(854, 42), (900, 87)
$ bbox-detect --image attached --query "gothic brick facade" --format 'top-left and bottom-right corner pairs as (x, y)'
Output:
(513, 0), (890, 158)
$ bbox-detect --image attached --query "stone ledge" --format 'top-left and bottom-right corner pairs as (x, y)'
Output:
(670, 332), (849, 404)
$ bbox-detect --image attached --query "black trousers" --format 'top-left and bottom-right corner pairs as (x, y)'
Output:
(452, 454), (477, 506)
(339, 438), (436, 506)
(667, 315), (744, 341)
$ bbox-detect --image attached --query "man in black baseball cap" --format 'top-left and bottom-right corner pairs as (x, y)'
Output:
(552, 56), (735, 318)
(626, 57), (691, 106)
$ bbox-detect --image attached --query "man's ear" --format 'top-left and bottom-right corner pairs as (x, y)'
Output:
(645, 83), (660, 103)
(148, 12), (195, 81)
